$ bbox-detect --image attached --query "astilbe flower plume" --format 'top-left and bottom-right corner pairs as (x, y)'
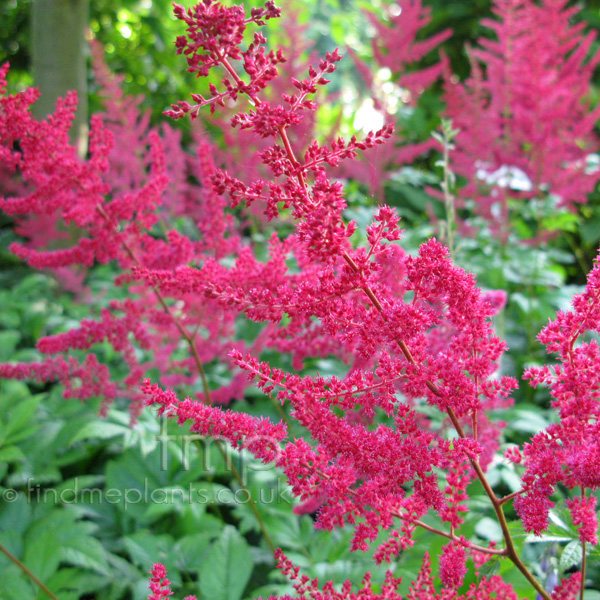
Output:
(515, 249), (600, 540)
(142, 0), (530, 592)
(336, 0), (451, 199)
(148, 564), (197, 600)
(0, 34), (353, 421)
(443, 0), (600, 231)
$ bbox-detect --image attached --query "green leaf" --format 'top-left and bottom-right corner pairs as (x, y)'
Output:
(0, 530), (24, 569)
(559, 540), (582, 571)
(0, 493), (31, 534)
(60, 536), (111, 575)
(478, 558), (501, 579)
(2, 395), (42, 445)
(200, 526), (253, 600)
(173, 533), (214, 571)
(0, 330), (21, 361)
(23, 531), (61, 582)
(0, 445), (25, 462)
(124, 531), (177, 574)
(69, 420), (130, 444)
(1, 565), (36, 600)
(541, 211), (579, 233)
(46, 567), (106, 599)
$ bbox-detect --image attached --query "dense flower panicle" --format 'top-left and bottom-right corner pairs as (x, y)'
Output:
(516, 250), (600, 534)
(226, 231), (513, 553)
(139, 27), (517, 539)
(0, 53), (279, 420)
(159, 0), (528, 577)
(148, 564), (174, 600)
(142, 380), (286, 463)
(549, 573), (581, 600)
(148, 564), (197, 600)
(166, 0), (283, 119)
(566, 496), (598, 545)
(439, 541), (468, 589)
(0, 354), (117, 415)
(444, 0), (600, 229)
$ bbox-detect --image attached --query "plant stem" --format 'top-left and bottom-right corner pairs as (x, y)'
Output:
(581, 539), (587, 600)
(498, 489), (524, 505)
(0, 540), (60, 600)
(439, 124), (456, 257)
(340, 253), (551, 600)
(409, 518), (506, 555)
(213, 55), (550, 597)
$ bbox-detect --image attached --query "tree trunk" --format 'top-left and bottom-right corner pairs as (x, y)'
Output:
(31, 0), (89, 157)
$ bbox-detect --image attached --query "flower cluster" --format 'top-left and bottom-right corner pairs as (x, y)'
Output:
(443, 0), (600, 228)
(336, 0), (450, 199)
(1, 0), (599, 598)
(148, 564), (197, 600)
(516, 250), (600, 540)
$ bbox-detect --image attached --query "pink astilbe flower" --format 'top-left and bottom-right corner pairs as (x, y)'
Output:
(549, 573), (581, 600)
(439, 541), (468, 589)
(142, 380), (287, 463)
(517, 250), (600, 534)
(148, 563), (197, 600)
(4, 0), (599, 596)
(0, 56), (314, 421)
(364, 0), (451, 96)
(335, 1), (451, 199)
(159, 0), (519, 572)
(443, 0), (600, 230)
(0, 354), (117, 415)
(148, 564), (173, 600)
(268, 550), (518, 599)
(566, 495), (598, 545)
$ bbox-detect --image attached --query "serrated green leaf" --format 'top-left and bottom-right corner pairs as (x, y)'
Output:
(124, 531), (176, 571)
(200, 526), (253, 600)
(46, 567), (106, 599)
(2, 395), (42, 444)
(70, 420), (130, 444)
(173, 533), (214, 571)
(60, 536), (111, 575)
(560, 540), (582, 570)
(23, 531), (61, 582)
